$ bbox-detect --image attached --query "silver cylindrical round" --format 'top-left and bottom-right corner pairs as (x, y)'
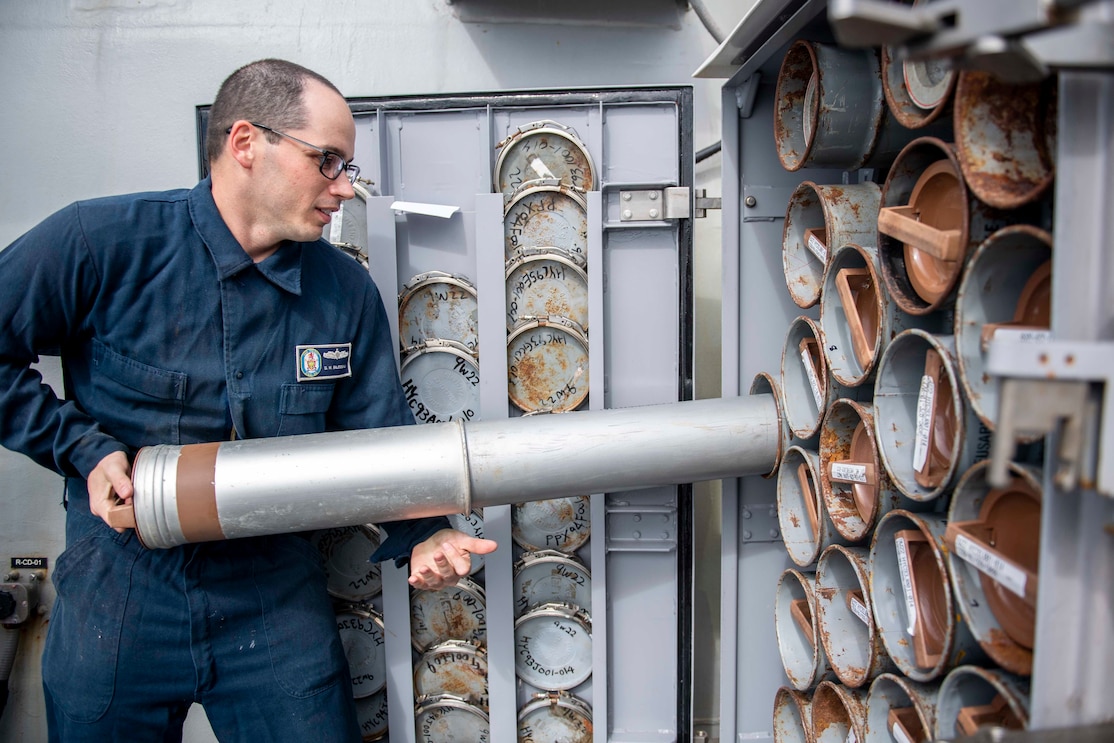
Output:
(467, 395), (779, 509)
(130, 396), (779, 549)
(131, 422), (470, 549)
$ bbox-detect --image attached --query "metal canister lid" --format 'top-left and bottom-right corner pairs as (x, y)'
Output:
(335, 605), (387, 699)
(514, 602), (593, 691)
(399, 339), (480, 425)
(414, 639), (489, 706)
(513, 549), (592, 617)
(410, 576), (487, 652)
(512, 496), (592, 554)
(503, 182), (589, 261)
(310, 525), (383, 601)
(507, 316), (589, 413)
(494, 120), (595, 195)
(354, 688), (389, 741)
(506, 247), (589, 331)
(415, 694), (490, 743)
(518, 691), (594, 743)
(398, 271), (478, 352)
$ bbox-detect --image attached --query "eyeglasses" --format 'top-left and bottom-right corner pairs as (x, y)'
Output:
(249, 122), (360, 184)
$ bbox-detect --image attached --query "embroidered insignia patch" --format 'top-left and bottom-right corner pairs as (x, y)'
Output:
(296, 343), (352, 382)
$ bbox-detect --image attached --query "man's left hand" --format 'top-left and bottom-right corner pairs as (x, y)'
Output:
(407, 528), (498, 591)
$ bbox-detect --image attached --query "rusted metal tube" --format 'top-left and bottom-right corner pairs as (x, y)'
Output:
(125, 395), (779, 549)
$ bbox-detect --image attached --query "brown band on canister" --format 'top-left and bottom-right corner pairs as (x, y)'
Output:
(176, 442), (225, 543)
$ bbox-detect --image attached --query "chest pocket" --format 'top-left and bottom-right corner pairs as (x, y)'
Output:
(276, 382), (335, 436)
(90, 339), (188, 446)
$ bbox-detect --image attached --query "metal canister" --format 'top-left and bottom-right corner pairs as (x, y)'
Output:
(514, 602), (593, 691)
(781, 181), (880, 309)
(517, 691), (593, 743)
(310, 525), (383, 601)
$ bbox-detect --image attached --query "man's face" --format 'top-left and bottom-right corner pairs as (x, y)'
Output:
(256, 80), (357, 245)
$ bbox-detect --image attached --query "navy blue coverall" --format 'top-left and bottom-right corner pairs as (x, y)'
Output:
(0, 179), (446, 740)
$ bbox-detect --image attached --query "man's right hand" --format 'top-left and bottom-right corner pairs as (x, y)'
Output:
(88, 450), (134, 533)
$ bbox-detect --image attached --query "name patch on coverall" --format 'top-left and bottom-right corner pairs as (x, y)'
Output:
(296, 343), (353, 382)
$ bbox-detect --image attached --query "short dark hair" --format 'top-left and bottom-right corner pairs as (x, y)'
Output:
(205, 59), (343, 165)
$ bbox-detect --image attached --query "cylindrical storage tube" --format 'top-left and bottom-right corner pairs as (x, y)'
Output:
(335, 605), (388, 699)
(751, 371), (792, 478)
(512, 496), (592, 554)
(513, 549), (592, 617)
(944, 461), (1042, 675)
(877, 137), (1021, 315)
(880, 20), (956, 130)
(935, 665), (1030, 739)
(514, 602), (593, 691)
(953, 71), (1056, 210)
(820, 244), (941, 388)
(310, 525), (383, 601)
(819, 399), (915, 544)
(782, 182), (881, 309)
(410, 577), (487, 652)
(129, 425), (470, 549)
(399, 339), (480, 425)
(810, 681), (867, 743)
(506, 247), (589, 331)
(503, 180), (589, 260)
(126, 395), (780, 549)
(773, 41), (912, 172)
(955, 225), (1053, 432)
(398, 271), (479, 353)
(873, 330), (992, 502)
(517, 691), (593, 743)
(778, 446), (850, 568)
(869, 510), (987, 682)
(466, 395), (780, 508)
(415, 694), (490, 743)
(773, 686), (814, 743)
(865, 672), (940, 743)
(354, 688), (389, 742)
(507, 315), (589, 413)
(776, 568), (836, 690)
(414, 639), (489, 707)
(782, 316), (864, 440)
(815, 545), (895, 688)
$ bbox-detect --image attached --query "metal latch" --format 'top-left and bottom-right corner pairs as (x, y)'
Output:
(619, 187), (692, 221)
(986, 338), (1114, 495)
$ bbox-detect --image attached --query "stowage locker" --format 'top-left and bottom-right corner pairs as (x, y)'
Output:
(699, 0), (1114, 741)
(211, 88), (700, 742)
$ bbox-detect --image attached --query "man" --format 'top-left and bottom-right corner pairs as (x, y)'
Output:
(0, 58), (496, 741)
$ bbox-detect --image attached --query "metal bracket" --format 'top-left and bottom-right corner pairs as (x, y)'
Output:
(693, 189), (722, 219)
(986, 338), (1114, 495)
(1, 570), (43, 627)
(618, 187), (691, 222)
(828, 0), (1114, 80)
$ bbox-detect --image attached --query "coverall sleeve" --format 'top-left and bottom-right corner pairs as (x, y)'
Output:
(0, 204), (128, 479)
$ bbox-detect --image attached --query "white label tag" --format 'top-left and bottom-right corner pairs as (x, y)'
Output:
(801, 347), (824, 410)
(992, 327), (1052, 345)
(806, 232), (828, 264)
(895, 536), (918, 637)
(850, 594), (871, 626)
(955, 533), (1028, 599)
(528, 154), (557, 180)
(831, 462), (868, 484)
(892, 721), (915, 743)
(913, 374), (935, 472)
